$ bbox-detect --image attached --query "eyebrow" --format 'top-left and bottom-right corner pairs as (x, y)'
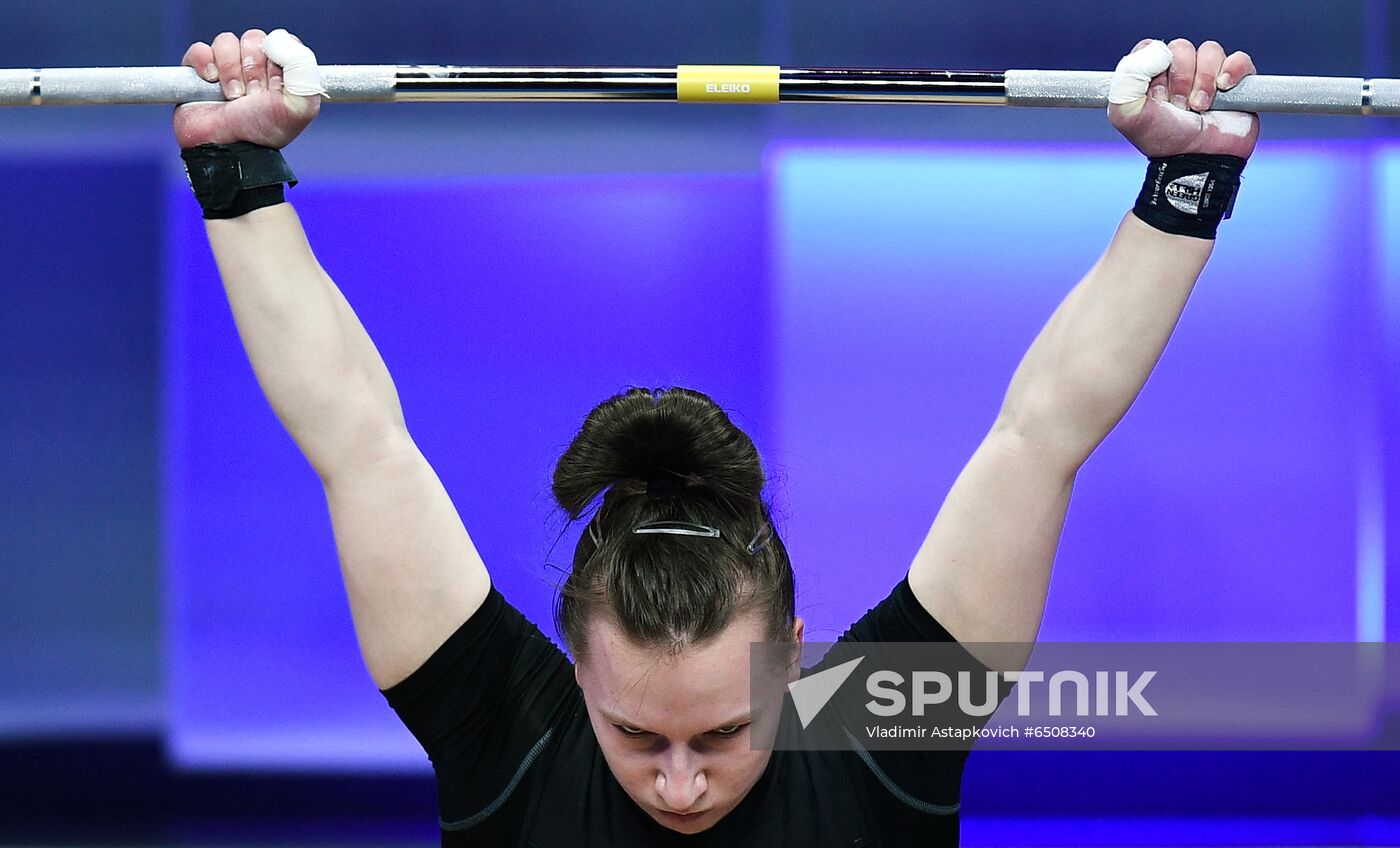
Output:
(599, 708), (752, 734)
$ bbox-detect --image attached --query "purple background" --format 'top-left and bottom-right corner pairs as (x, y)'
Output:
(164, 143), (1392, 771)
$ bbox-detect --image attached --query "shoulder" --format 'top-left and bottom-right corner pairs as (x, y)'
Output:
(381, 582), (581, 835)
(835, 574), (962, 646)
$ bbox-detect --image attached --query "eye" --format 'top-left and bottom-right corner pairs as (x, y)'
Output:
(710, 723), (749, 738)
(614, 724), (650, 738)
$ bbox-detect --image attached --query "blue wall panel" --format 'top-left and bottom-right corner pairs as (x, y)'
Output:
(0, 156), (162, 736)
(1380, 146), (1400, 718)
(164, 173), (771, 769)
(772, 143), (1368, 644)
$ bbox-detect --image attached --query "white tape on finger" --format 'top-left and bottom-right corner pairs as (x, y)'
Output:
(263, 28), (327, 98)
(1107, 40), (1172, 116)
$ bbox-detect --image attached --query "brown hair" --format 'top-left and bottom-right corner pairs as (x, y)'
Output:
(551, 386), (794, 661)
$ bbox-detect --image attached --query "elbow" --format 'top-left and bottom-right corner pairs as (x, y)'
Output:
(308, 412), (415, 483)
(993, 382), (1107, 474)
(281, 378), (411, 479)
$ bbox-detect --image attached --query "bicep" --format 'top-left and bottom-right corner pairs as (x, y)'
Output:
(322, 432), (491, 689)
(906, 428), (1075, 663)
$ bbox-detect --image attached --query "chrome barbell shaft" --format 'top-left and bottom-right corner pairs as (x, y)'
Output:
(1, 65), (1395, 115)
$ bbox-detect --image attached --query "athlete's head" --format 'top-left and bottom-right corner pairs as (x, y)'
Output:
(552, 386), (803, 834)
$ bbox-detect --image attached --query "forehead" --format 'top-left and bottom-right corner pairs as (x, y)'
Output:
(578, 611), (768, 725)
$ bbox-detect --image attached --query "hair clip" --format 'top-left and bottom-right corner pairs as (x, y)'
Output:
(745, 523), (774, 554)
(632, 520), (722, 538)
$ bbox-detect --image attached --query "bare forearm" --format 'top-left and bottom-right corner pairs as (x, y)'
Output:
(207, 202), (406, 473)
(997, 212), (1213, 466)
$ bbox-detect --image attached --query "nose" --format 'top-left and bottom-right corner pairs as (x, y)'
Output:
(655, 749), (707, 812)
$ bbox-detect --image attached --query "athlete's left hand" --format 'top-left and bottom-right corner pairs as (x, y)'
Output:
(1108, 38), (1260, 161)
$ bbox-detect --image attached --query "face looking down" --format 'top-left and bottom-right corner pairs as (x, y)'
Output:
(574, 608), (805, 834)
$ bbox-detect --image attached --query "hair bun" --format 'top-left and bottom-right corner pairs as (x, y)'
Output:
(553, 386), (764, 519)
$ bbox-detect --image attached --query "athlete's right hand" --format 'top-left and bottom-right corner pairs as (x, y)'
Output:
(173, 29), (321, 149)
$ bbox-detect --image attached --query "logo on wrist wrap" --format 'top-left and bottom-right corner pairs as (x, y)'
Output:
(1164, 172), (1210, 216)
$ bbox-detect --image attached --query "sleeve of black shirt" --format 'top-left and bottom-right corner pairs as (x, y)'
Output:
(379, 581), (578, 828)
(836, 572), (962, 645)
(831, 572), (1008, 812)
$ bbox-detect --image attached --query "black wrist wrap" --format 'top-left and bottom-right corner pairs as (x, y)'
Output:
(1132, 153), (1246, 240)
(181, 142), (298, 220)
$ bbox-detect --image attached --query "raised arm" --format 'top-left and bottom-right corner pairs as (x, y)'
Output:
(176, 29), (490, 689)
(908, 39), (1260, 665)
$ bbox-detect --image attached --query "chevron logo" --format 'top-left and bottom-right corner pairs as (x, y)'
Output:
(787, 656), (865, 729)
